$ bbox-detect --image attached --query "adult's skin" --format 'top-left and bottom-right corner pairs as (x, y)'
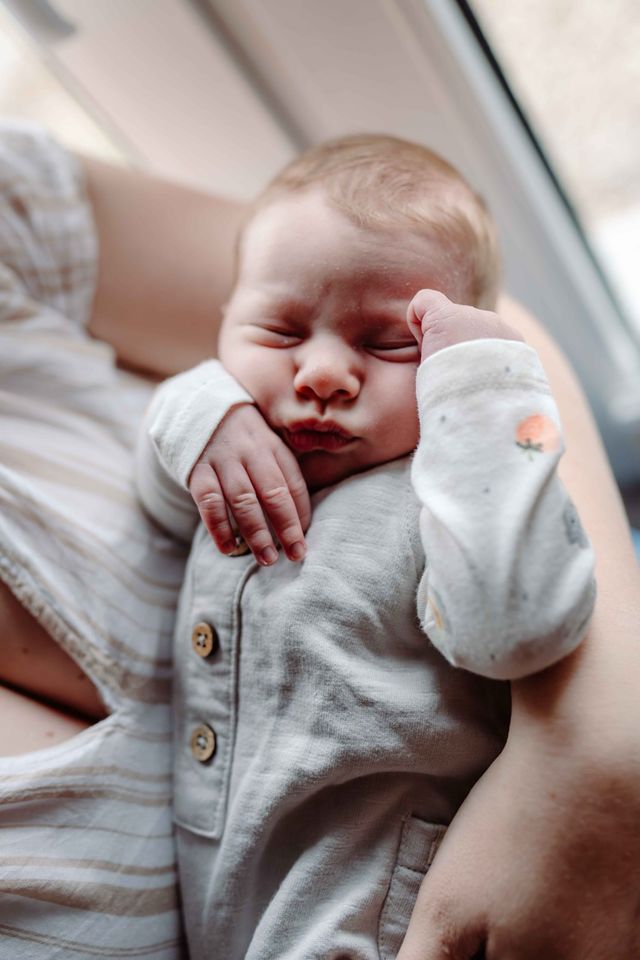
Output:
(2, 156), (639, 955)
(86, 156), (246, 377)
(0, 158), (247, 750)
(398, 298), (640, 959)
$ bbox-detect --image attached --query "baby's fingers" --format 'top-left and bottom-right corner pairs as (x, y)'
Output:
(189, 462), (237, 555)
(214, 460), (282, 566)
(190, 459), (279, 565)
(408, 289), (524, 360)
(277, 445), (312, 533)
(406, 294), (426, 348)
(247, 447), (309, 562)
(408, 289), (451, 327)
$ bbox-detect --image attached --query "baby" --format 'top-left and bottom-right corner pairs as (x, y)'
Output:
(136, 135), (595, 959)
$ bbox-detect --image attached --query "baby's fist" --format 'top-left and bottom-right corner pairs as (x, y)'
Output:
(407, 289), (524, 361)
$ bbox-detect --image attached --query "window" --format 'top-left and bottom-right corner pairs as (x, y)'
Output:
(0, 4), (123, 160)
(1, 0), (639, 482)
(471, 0), (640, 333)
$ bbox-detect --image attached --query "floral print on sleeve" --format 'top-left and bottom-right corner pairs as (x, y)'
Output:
(515, 413), (561, 459)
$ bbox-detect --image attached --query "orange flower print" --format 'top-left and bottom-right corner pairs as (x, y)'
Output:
(515, 414), (560, 459)
(428, 588), (451, 635)
(430, 595), (444, 631)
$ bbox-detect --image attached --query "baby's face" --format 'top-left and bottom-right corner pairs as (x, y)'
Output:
(219, 189), (466, 489)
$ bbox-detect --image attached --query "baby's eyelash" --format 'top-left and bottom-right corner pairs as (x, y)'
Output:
(366, 341), (418, 351)
(253, 324), (303, 346)
(365, 341), (420, 361)
(265, 328), (300, 339)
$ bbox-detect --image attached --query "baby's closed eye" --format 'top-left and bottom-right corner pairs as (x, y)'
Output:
(365, 339), (420, 361)
(250, 323), (304, 347)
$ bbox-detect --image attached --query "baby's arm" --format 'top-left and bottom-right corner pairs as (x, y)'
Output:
(408, 290), (595, 679)
(135, 360), (309, 562)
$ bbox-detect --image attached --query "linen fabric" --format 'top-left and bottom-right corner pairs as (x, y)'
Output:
(137, 343), (595, 958)
(0, 121), (186, 958)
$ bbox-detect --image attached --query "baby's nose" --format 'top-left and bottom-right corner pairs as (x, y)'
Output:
(294, 350), (360, 402)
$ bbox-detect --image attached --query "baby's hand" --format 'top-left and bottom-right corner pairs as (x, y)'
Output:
(407, 289), (524, 361)
(188, 404), (310, 566)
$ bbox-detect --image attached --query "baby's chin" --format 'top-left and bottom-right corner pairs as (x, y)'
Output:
(299, 449), (401, 492)
(298, 450), (364, 492)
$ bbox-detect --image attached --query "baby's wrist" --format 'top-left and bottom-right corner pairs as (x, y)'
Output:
(419, 319), (523, 362)
(148, 359), (253, 489)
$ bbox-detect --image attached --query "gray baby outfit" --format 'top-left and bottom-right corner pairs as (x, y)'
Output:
(137, 344), (595, 958)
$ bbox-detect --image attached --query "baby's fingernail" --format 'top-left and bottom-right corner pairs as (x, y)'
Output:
(259, 546), (278, 566)
(289, 541), (307, 561)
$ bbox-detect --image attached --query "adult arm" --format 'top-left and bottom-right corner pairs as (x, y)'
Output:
(398, 294), (640, 959)
(0, 581), (107, 731)
(82, 156), (246, 376)
(84, 157), (310, 556)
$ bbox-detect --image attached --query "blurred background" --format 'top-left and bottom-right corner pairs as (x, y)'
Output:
(0, 0), (638, 532)
(473, 0), (640, 336)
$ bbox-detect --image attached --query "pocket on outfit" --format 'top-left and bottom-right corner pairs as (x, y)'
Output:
(377, 816), (447, 960)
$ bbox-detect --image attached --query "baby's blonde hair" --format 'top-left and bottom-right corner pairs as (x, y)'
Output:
(246, 134), (500, 309)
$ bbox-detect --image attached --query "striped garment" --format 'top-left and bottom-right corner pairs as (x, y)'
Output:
(0, 121), (187, 957)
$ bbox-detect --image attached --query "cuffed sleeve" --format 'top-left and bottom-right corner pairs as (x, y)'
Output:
(413, 338), (596, 680)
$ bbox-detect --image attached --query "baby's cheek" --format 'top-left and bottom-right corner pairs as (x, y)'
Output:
(383, 389), (420, 454)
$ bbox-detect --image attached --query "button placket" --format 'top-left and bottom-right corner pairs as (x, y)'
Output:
(175, 522), (257, 838)
(190, 623), (218, 765)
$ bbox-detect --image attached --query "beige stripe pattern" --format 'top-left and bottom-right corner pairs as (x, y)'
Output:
(0, 923), (183, 957)
(0, 122), (188, 957)
(2, 881), (179, 913)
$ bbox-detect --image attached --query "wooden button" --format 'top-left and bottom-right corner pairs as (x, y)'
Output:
(191, 621), (217, 658)
(228, 538), (250, 557)
(190, 724), (216, 762)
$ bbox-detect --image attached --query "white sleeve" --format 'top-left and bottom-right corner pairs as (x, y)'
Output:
(413, 338), (596, 680)
(135, 359), (252, 542)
